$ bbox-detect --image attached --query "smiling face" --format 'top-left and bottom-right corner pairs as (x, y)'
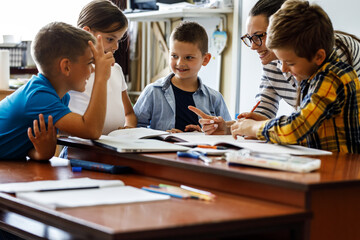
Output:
(246, 14), (277, 65)
(169, 40), (210, 82)
(85, 24), (127, 54)
(273, 48), (321, 82)
(67, 47), (95, 92)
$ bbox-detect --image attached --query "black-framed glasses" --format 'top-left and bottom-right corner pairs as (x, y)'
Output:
(241, 32), (267, 47)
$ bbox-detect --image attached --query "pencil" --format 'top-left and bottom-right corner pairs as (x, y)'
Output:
(250, 101), (261, 113)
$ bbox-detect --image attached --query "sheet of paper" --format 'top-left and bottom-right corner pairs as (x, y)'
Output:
(107, 128), (169, 140)
(0, 178), (124, 193)
(170, 133), (263, 145)
(233, 142), (332, 156)
(171, 133), (331, 156)
(17, 186), (170, 209)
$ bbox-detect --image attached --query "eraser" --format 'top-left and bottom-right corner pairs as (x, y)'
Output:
(72, 166), (82, 172)
(49, 157), (70, 167)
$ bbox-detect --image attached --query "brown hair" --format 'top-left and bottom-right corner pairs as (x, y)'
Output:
(32, 22), (96, 76)
(267, 0), (334, 61)
(77, 0), (128, 33)
(250, 0), (286, 21)
(170, 21), (208, 55)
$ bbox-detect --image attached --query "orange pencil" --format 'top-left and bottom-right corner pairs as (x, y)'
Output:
(250, 101), (261, 113)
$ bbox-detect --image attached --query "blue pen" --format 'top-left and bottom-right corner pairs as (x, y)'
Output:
(177, 151), (212, 163)
(142, 187), (185, 199)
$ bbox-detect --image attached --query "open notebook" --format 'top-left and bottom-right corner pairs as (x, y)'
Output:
(105, 128), (332, 156)
(0, 178), (170, 209)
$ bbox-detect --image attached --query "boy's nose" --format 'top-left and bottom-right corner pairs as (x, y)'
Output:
(281, 62), (289, 73)
(177, 58), (184, 65)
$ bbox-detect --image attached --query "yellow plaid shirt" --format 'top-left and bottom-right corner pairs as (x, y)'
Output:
(257, 51), (360, 153)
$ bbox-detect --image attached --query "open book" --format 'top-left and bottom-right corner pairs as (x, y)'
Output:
(105, 128), (332, 156)
(0, 178), (170, 209)
(107, 127), (194, 142)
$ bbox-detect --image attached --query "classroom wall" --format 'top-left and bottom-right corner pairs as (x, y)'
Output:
(237, 0), (360, 117)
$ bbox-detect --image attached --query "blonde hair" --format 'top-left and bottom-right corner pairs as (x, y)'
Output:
(267, 0), (334, 61)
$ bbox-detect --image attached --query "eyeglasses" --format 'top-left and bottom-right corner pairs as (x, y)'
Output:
(241, 32), (267, 47)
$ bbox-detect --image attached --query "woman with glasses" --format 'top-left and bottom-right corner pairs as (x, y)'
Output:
(190, 0), (360, 135)
(240, 0), (360, 120)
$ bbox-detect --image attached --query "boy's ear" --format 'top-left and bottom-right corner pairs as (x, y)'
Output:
(202, 53), (212, 66)
(83, 26), (91, 32)
(314, 49), (326, 66)
(59, 58), (71, 77)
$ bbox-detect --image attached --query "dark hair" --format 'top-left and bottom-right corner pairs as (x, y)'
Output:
(32, 22), (96, 76)
(171, 21), (208, 55)
(250, 0), (286, 21)
(335, 30), (360, 66)
(77, 0), (128, 33)
(267, 0), (334, 61)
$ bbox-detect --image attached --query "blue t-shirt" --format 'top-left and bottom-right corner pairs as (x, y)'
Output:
(0, 74), (71, 159)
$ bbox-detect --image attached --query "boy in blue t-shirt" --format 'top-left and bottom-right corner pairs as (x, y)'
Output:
(0, 22), (115, 160)
(134, 22), (231, 132)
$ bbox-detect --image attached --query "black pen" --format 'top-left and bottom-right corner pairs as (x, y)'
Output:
(37, 186), (99, 192)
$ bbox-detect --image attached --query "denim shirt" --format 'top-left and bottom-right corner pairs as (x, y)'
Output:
(134, 73), (231, 131)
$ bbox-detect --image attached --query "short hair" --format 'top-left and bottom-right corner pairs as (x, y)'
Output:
(32, 22), (96, 76)
(170, 22), (208, 55)
(250, 0), (286, 22)
(77, 0), (128, 33)
(267, 0), (334, 61)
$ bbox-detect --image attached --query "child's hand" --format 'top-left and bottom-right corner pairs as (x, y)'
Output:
(27, 114), (57, 161)
(188, 106), (228, 135)
(231, 118), (265, 140)
(184, 124), (202, 132)
(89, 35), (115, 82)
(237, 112), (268, 121)
(167, 128), (183, 133)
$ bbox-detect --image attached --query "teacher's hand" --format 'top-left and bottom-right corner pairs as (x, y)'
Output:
(188, 106), (229, 135)
(237, 112), (268, 121)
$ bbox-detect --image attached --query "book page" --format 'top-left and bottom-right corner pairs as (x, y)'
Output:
(0, 178), (124, 193)
(107, 128), (169, 140)
(17, 186), (170, 209)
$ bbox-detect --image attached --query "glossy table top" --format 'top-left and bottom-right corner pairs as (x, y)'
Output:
(0, 160), (308, 239)
(59, 137), (360, 189)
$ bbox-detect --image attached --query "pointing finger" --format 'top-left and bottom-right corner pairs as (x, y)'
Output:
(188, 106), (214, 119)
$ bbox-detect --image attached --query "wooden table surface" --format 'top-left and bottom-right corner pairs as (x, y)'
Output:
(0, 159), (309, 240)
(61, 137), (360, 240)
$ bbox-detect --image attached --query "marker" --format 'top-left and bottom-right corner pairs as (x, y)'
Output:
(177, 151), (212, 163)
(159, 184), (215, 201)
(72, 166), (82, 172)
(141, 187), (187, 199)
(180, 185), (215, 198)
(197, 145), (227, 150)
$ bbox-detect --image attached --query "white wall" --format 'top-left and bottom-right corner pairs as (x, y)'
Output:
(0, 0), (91, 41)
(238, 0), (360, 116)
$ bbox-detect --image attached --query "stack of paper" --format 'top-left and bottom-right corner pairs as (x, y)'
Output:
(16, 186), (170, 209)
(0, 178), (170, 209)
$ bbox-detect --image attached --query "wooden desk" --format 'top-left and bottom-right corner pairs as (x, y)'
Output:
(0, 159), (309, 240)
(62, 139), (360, 240)
(0, 89), (15, 101)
